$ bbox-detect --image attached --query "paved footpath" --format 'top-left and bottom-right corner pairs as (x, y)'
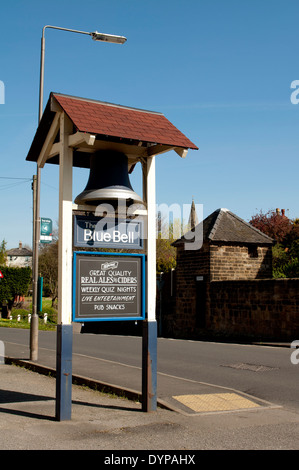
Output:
(2, 351), (299, 451)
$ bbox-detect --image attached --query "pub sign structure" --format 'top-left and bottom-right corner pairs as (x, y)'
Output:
(26, 92), (197, 420)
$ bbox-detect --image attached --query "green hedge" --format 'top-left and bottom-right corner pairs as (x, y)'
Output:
(0, 266), (32, 304)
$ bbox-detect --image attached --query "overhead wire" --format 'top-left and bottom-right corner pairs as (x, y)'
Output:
(0, 176), (32, 191)
(0, 177), (58, 193)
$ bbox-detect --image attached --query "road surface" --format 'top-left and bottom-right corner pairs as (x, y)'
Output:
(1, 327), (298, 412)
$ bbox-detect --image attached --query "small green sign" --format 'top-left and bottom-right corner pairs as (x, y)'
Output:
(40, 218), (52, 243)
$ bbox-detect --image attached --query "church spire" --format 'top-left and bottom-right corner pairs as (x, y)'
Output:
(188, 197), (198, 231)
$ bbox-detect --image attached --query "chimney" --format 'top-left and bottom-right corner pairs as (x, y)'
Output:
(19, 241), (22, 250)
(281, 209), (285, 217)
(276, 208), (280, 215)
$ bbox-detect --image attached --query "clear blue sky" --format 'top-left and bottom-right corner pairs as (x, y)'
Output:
(0, 0), (298, 249)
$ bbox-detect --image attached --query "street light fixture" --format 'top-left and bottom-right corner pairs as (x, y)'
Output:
(30, 25), (126, 361)
(91, 31), (127, 43)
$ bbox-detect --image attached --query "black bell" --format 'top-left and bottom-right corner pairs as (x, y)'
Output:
(74, 150), (144, 206)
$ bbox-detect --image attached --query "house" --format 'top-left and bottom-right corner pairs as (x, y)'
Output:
(6, 242), (32, 268)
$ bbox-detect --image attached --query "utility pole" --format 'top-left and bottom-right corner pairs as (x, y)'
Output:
(30, 174), (39, 361)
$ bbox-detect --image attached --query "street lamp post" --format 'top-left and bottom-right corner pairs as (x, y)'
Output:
(38, 25), (127, 120)
(30, 25), (127, 361)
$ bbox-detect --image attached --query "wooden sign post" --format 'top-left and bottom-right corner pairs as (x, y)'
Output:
(26, 92), (197, 420)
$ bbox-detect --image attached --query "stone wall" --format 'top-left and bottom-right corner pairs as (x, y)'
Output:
(167, 241), (274, 338)
(161, 261), (299, 341)
(209, 244), (272, 281)
(169, 242), (210, 335)
(207, 278), (299, 341)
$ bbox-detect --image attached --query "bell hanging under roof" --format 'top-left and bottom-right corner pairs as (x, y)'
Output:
(74, 150), (144, 207)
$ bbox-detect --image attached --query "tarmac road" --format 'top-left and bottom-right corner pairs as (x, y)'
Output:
(1, 326), (299, 451)
(1, 326), (298, 411)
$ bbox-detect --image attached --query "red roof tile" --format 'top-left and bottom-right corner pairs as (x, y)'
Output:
(53, 93), (198, 150)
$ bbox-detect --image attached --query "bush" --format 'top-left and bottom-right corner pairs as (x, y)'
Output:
(10, 308), (30, 321)
(273, 259), (299, 278)
(41, 306), (57, 324)
(0, 266), (32, 305)
(272, 244), (299, 278)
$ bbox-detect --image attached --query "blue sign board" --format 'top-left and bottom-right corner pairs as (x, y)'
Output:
(74, 215), (143, 250)
(73, 251), (145, 322)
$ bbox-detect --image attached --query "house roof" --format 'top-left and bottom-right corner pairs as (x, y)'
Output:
(26, 92), (198, 168)
(7, 247), (32, 257)
(173, 208), (274, 247)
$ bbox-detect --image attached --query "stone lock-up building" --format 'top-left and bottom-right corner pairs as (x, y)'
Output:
(160, 208), (299, 341)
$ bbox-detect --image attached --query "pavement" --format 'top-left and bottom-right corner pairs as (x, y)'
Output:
(1, 328), (299, 452)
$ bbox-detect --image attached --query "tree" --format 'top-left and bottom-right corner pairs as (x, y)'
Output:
(156, 235), (176, 273)
(249, 209), (293, 244)
(156, 217), (187, 273)
(250, 209), (299, 278)
(38, 240), (58, 307)
(0, 266), (32, 316)
(0, 239), (7, 266)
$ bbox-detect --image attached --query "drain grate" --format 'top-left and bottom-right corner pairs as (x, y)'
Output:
(221, 362), (278, 372)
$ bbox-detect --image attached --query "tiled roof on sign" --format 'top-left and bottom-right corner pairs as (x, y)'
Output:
(52, 93), (198, 149)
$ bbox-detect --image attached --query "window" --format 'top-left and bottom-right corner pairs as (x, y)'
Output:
(248, 246), (258, 258)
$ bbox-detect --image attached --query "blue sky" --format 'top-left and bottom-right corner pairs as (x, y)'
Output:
(0, 0), (298, 249)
